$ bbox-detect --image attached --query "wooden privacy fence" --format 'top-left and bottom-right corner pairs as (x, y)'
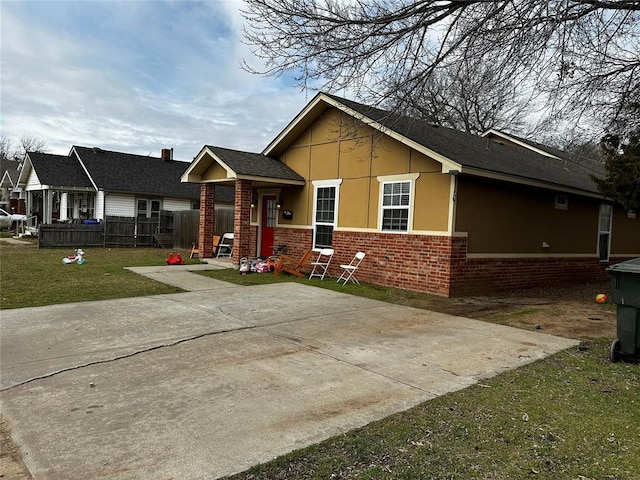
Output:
(37, 207), (235, 249)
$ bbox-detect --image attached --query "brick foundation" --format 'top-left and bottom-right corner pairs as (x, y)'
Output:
(271, 227), (618, 297)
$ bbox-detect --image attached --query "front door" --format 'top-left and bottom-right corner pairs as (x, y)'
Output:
(260, 195), (277, 257)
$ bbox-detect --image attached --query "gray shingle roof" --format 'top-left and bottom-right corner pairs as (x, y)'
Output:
(27, 152), (94, 188)
(207, 146), (305, 182)
(73, 146), (200, 199)
(0, 157), (21, 186)
(324, 93), (603, 194)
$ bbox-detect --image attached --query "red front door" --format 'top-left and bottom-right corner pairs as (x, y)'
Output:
(260, 195), (277, 257)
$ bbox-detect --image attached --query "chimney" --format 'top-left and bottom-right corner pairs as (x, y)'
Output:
(161, 148), (173, 161)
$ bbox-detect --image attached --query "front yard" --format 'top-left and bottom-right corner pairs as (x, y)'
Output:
(1, 241), (637, 479)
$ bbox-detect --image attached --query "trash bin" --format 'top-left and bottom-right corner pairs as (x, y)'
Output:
(607, 258), (640, 362)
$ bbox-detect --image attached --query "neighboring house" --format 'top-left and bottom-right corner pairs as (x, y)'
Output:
(182, 92), (640, 296)
(16, 147), (217, 227)
(0, 157), (23, 214)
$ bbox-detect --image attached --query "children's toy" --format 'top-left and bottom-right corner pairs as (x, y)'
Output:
(165, 252), (185, 265)
(239, 257), (250, 274)
(62, 248), (85, 265)
(595, 293), (607, 304)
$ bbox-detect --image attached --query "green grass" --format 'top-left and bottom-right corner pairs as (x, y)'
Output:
(0, 242), (200, 309)
(2, 242), (638, 479)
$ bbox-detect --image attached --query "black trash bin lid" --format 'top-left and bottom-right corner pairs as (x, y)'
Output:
(607, 257), (640, 274)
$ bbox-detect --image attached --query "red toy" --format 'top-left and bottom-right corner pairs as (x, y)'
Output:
(165, 252), (184, 265)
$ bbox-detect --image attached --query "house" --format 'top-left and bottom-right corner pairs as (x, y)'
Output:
(16, 146), (234, 228)
(182, 92), (640, 296)
(0, 156), (23, 214)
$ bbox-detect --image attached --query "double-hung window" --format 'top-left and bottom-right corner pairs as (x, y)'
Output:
(312, 179), (341, 248)
(378, 174), (419, 232)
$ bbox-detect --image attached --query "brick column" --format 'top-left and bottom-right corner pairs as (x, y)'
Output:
(233, 179), (253, 264)
(198, 184), (216, 258)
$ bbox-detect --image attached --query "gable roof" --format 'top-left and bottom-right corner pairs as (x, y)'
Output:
(181, 145), (305, 186)
(73, 146), (200, 199)
(0, 157), (21, 188)
(25, 152), (94, 188)
(265, 92), (604, 197)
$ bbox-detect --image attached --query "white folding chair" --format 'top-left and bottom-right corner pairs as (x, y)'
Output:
(308, 248), (334, 280)
(215, 232), (234, 258)
(336, 251), (365, 285)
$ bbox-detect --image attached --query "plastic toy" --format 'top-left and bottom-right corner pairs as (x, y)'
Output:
(62, 248), (85, 265)
(165, 252), (184, 265)
(595, 293), (607, 304)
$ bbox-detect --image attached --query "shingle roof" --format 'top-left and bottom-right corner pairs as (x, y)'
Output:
(324, 93), (603, 194)
(0, 157), (21, 186)
(207, 146), (305, 182)
(73, 146), (200, 199)
(27, 152), (94, 188)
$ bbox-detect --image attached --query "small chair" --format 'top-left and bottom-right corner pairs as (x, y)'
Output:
(336, 251), (365, 285)
(189, 242), (199, 259)
(273, 249), (312, 278)
(308, 248), (334, 280)
(216, 233), (234, 258)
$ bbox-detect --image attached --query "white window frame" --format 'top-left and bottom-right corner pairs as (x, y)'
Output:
(377, 173), (419, 233)
(597, 203), (612, 262)
(136, 197), (163, 219)
(312, 179), (342, 248)
(554, 194), (568, 210)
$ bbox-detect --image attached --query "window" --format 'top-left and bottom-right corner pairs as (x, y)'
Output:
(136, 198), (162, 218)
(312, 180), (341, 248)
(554, 194), (568, 210)
(598, 203), (612, 261)
(381, 181), (411, 231)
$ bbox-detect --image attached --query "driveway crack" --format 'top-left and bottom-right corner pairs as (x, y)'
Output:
(0, 325), (256, 392)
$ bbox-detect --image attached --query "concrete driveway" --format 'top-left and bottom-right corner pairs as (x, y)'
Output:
(0, 266), (578, 479)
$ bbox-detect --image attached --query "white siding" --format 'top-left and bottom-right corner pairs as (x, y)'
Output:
(105, 193), (135, 216)
(25, 169), (43, 191)
(95, 191), (105, 220)
(163, 198), (192, 211)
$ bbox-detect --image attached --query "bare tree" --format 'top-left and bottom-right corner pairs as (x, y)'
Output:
(383, 57), (533, 134)
(0, 136), (47, 163)
(242, 0), (640, 134)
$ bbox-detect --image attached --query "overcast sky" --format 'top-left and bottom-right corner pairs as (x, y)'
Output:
(1, 0), (313, 161)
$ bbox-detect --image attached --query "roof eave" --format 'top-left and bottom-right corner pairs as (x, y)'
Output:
(462, 166), (602, 199)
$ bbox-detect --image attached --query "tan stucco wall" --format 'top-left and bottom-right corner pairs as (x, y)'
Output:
(279, 107), (452, 232)
(456, 177), (601, 254)
(611, 208), (640, 255)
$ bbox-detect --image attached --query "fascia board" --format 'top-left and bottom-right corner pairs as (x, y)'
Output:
(180, 145), (213, 182)
(71, 146), (99, 191)
(481, 129), (560, 159)
(16, 156), (32, 186)
(327, 99), (463, 173)
(262, 92), (328, 156)
(181, 146), (237, 182)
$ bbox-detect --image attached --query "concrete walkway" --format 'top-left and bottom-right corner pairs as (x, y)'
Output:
(0, 265), (579, 479)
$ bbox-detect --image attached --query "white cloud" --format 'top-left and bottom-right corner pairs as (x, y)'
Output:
(0, 0), (309, 161)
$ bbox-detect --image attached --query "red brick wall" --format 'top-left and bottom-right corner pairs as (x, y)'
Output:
(272, 227), (617, 297)
(273, 227), (313, 259)
(450, 255), (615, 296)
(198, 184), (216, 258)
(233, 179), (253, 264)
